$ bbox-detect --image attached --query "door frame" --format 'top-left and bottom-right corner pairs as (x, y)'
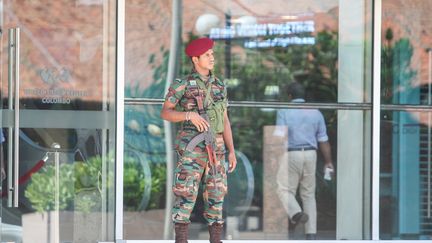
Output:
(0, 0), (119, 242)
(115, 0), (125, 241)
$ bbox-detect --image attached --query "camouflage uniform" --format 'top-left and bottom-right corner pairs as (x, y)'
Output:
(165, 70), (228, 226)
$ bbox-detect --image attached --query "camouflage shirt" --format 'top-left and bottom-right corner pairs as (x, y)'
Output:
(164, 70), (228, 152)
(165, 71), (227, 112)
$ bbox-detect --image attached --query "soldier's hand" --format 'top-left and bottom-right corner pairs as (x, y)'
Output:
(228, 151), (237, 173)
(190, 112), (209, 132)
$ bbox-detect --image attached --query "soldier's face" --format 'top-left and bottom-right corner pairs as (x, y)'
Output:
(195, 49), (215, 71)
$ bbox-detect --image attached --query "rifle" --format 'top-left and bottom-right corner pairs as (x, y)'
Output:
(185, 88), (218, 169)
(185, 113), (217, 166)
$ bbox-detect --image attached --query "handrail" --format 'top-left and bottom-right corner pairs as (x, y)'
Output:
(124, 98), (432, 112)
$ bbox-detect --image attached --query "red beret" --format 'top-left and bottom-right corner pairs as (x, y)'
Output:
(185, 37), (214, 57)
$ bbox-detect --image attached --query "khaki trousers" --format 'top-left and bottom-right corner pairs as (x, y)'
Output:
(276, 150), (317, 234)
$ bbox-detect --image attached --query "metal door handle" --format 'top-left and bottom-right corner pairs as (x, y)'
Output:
(7, 27), (20, 207)
(7, 28), (14, 207)
(14, 27), (20, 208)
(428, 49), (431, 218)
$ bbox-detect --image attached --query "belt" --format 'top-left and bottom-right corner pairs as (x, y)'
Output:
(287, 147), (316, 151)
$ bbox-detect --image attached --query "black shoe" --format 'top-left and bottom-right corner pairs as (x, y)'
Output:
(306, 234), (316, 240)
(291, 212), (309, 227)
(288, 212), (309, 240)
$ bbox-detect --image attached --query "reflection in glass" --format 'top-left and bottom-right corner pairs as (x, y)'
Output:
(123, 104), (167, 239)
(0, 0), (117, 242)
(380, 0), (432, 239)
(226, 106), (338, 240)
(380, 110), (432, 240)
(123, 104), (345, 240)
(1, 1), (116, 111)
(124, 0), (373, 240)
(381, 0), (432, 106)
(180, 0), (340, 103)
(124, 0), (344, 102)
(1, 128), (116, 243)
(125, 0), (172, 99)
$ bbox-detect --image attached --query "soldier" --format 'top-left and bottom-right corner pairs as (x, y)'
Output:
(161, 37), (237, 243)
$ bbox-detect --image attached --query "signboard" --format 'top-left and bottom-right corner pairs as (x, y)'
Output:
(209, 20), (315, 48)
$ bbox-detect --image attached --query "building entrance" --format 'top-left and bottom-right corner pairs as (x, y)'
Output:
(0, 1), (117, 242)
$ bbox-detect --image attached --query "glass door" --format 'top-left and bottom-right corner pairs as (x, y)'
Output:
(124, 0), (373, 241)
(0, 1), (117, 242)
(380, 0), (432, 240)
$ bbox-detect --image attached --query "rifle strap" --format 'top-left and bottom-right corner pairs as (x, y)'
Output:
(195, 89), (205, 114)
(187, 76), (214, 112)
(202, 77), (215, 108)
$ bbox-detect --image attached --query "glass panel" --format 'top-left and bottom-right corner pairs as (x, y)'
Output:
(121, 0), (374, 103)
(0, 1), (117, 242)
(178, 0), (370, 103)
(123, 0), (372, 240)
(2, 2), (116, 111)
(124, 104), (372, 240)
(381, 1), (431, 105)
(380, 110), (432, 240)
(224, 106), (340, 240)
(125, 0), (172, 99)
(380, 1), (432, 239)
(123, 104), (167, 240)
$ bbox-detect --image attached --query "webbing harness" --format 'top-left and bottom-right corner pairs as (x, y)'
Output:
(184, 78), (218, 172)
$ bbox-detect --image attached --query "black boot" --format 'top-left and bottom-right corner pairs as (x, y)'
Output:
(174, 223), (189, 243)
(208, 222), (223, 243)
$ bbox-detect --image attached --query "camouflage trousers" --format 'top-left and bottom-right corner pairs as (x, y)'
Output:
(172, 131), (227, 225)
